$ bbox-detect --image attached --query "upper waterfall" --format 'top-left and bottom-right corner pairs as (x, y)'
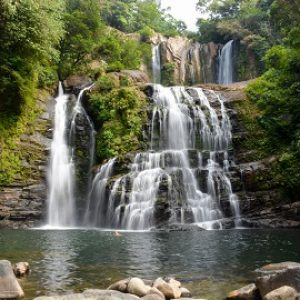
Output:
(86, 85), (240, 230)
(218, 40), (234, 84)
(152, 44), (161, 84)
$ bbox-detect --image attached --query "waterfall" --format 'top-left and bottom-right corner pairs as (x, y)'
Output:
(152, 44), (161, 84)
(47, 83), (94, 228)
(48, 83), (75, 227)
(88, 85), (240, 230)
(218, 40), (234, 84)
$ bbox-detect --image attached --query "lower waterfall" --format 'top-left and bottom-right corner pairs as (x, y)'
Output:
(47, 83), (94, 228)
(86, 85), (240, 230)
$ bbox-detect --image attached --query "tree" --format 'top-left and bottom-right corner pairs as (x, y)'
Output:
(58, 0), (103, 79)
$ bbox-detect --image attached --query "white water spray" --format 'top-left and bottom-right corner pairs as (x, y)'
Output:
(152, 44), (161, 84)
(218, 40), (234, 84)
(48, 83), (75, 227)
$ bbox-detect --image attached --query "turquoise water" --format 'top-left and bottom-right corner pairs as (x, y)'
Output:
(0, 229), (299, 299)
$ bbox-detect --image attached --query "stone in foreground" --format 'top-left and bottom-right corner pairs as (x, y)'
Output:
(256, 263), (300, 297)
(263, 286), (298, 300)
(226, 283), (260, 300)
(34, 290), (140, 300)
(13, 262), (30, 278)
(127, 278), (151, 297)
(0, 260), (24, 299)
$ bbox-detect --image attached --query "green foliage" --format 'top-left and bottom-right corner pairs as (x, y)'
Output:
(58, 0), (104, 79)
(97, 30), (151, 72)
(0, 0), (65, 185)
(88, 77), (147, 162)
(100, 0), (184, 37)
(196, 0), (276, 64)
(246, 42), (300, 191)
(161, 63), (176, 86)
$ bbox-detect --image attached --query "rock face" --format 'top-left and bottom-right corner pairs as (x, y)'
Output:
(0, 89), (55, 229)
(152, 35), (219, 85)
(0, 260), (24, 299)
(218, 83), (300, 227)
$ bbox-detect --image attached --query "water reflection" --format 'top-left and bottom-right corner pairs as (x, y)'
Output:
(125, 233), (162, 278)
(0, 229), (299, 300)
(39, 231), (77, 293)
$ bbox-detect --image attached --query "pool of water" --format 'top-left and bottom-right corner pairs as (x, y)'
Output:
(0, 229), (299, 299)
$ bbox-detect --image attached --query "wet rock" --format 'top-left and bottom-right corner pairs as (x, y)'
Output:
(226, 283), (260, 300)
(108, 278), (130, 293)
(258, 262), (300, 273)
(255, 264), (300, 297)
(179, 288), (192, 298)
(13, 262), (30, 278)
(127, 277), (151, 297)
(153, 223), (205, 232)
(263, 286), (298, 300)
(0, 260), (24, 299)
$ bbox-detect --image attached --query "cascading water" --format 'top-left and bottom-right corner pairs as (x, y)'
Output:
(87, 85), (240, 230)
(48, 83), (75, 227)
(218, 40), (234, 84)
(152, 44), (161, 84)
(47, 83), (94, 227)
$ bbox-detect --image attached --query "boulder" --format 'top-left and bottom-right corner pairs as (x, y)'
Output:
(147, 287), (165, 299)
(141, 296), (162, 300)
(179, 288), (192, 298)
(259, 262), (300, 273)
(153, 278), (181, 299)
(83, 289), (139, 300)
(108, 278), (130, 293)
(34, 290), (141, 300)
(13, 262), (30, 278)
(164, 279), (181, 299)
(175, 298), (208, 300)
(263, 286), (298, 300)
(256, 265), (300, 297)
(165, 278), (181, 289)
(226, 283), (260, 300)
(127, 277), (151, 297)
(33, 295), (89, 300)
(0, 260), (24, 299)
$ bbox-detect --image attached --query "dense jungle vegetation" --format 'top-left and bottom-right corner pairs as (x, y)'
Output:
(0, 0), (182, 184)
(0, 0), (300, 196)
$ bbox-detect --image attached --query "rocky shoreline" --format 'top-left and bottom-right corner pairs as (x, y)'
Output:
(1, 260), (299, 300)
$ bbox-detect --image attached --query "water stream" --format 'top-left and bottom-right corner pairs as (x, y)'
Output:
(152, 44), (161, 84)
(47, 83), (94, 228)
(218, 40), (234, 84)
(47, 83), (75, 227)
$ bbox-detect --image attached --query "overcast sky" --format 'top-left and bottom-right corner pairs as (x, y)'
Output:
(160, 0), (199, 31)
